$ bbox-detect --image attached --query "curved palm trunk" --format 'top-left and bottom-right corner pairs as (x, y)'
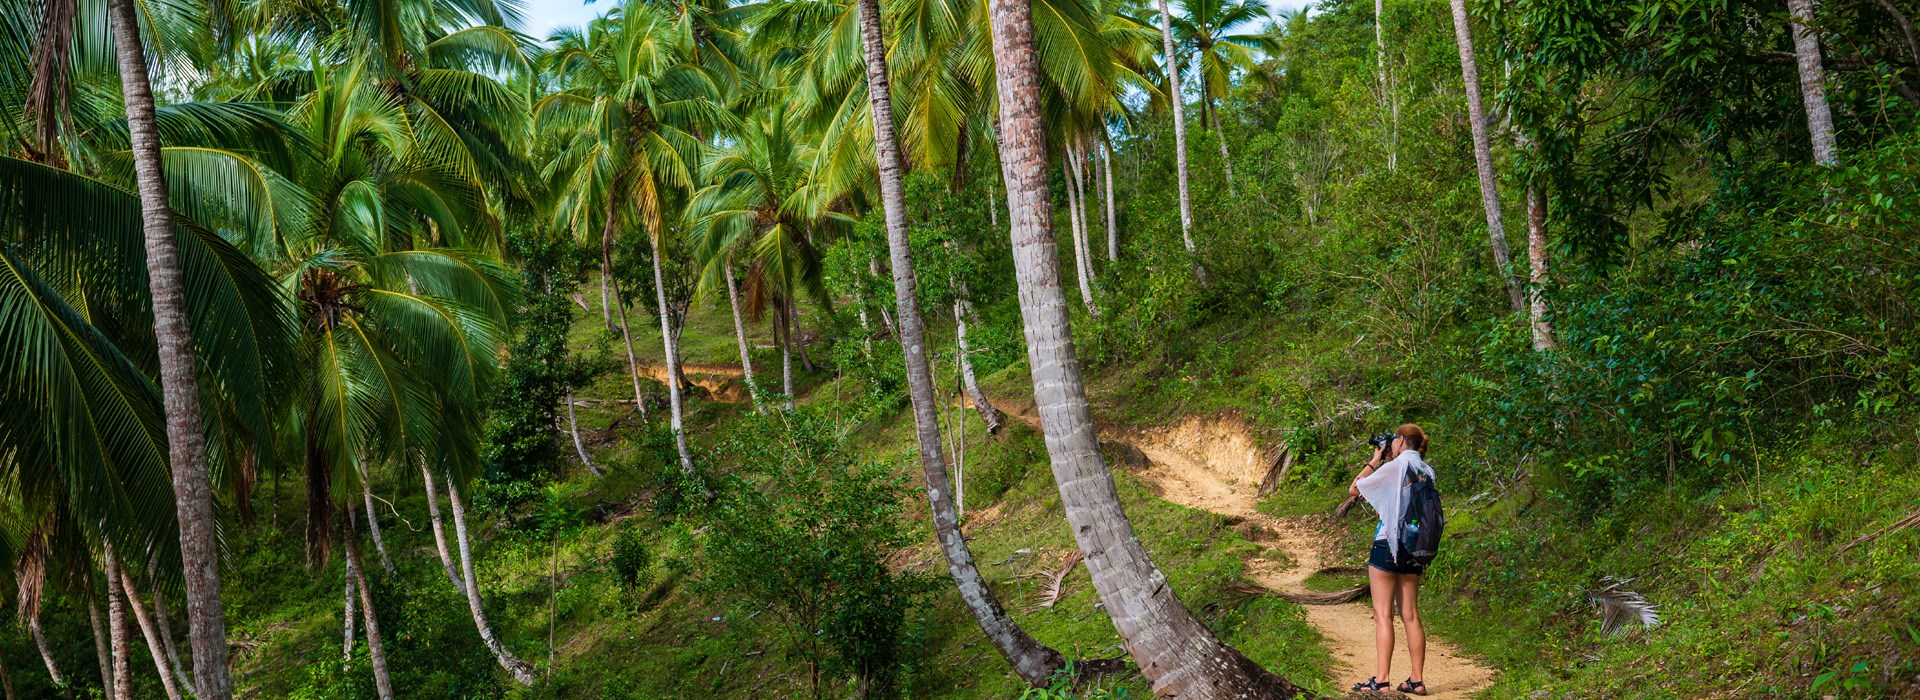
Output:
(150, 577), (196, 693)
(117, 569), (182, 700)
(1101, 141), (1117, 262)
(774, 304), (795, 410)
(27, 612), (63, 687)
(446, 477), (540, 686)
(954, 299), (1005, 434)
(857, 0), (1067, 684)
(420, 466), (466, 595)
(88, 599), (111, 696)
(1155, 0), (1199, 270)
(356, 460), (394, 575)
(723, 263), (766, 412)
(105, 0), (232, 695)
(103, 554), (130, 700)
(646, 232), (698, 479)
(1447, 0), (1525, 313)
(341, 510), (393, 700)
(566, 389), (603, 475)
(1788, 0), (1839, 165)
(607, 210), (650, 423)
(985, 1), (1305, 696)
(1525, 187), (1556, 352)
(1063, 146), (1097, 315)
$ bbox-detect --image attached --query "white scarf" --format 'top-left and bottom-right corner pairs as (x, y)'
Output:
(1354, 450), (1433, 562)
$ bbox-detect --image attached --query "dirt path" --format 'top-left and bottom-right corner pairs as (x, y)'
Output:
(634, 363), (752, 403)
(1008, 408), (1495, 698)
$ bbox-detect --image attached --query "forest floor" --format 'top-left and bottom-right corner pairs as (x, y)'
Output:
(983, 400), (1496, 697)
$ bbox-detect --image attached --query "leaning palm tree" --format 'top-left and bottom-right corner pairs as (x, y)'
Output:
(984, 0), (1306, 695)
(540, 7), (730, 482)
(1446, 0), (1523, 312)
(1151, 0), (1199, 277)
(1167, 0), (1272, 194)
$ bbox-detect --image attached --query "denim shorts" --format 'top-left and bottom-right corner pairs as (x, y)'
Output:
(1369, 539), (1425, 576)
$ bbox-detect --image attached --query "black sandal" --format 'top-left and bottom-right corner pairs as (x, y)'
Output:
(1396, 678), (1428, 696)
(1350, 677), (1391, 692)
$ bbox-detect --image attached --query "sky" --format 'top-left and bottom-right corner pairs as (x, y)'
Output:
(517, 0), (1317, 43)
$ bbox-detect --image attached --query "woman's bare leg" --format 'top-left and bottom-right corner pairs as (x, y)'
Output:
(1398, 574), (1426, 683)
(1369, 565), (1397, 681)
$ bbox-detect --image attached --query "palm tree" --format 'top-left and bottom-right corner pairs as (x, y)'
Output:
(103, 1), (235, 693)
(1447, 0), (1524, 312)
(1167, 0), (1271, 195)
(1152, 0), (1200, 277)
(540, 8), (729, 480)
(984, 0), (1306, 695)
(1788, 0), (1839, 165)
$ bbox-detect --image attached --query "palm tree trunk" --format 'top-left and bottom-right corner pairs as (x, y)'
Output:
(1377, 0), (1398, 171)
(776, 305), (795, 410)
(1101, 141), (1117, 261)
(103, 553), (130, 700)
(1447, 0), (1526, 313)
(566, 389), (603, 475)
(1788, 0), (1839, 165)
(1063, 146), (1097, 315)
(356, 460), (395, 575)
(117, 569), (183, 700)
(88, 598), (111, 697)
(601, 270), (614, 331)
(446, 476), (540, 686)
(105, 0), (233, 695)
(607, 209), (649, 423)
(723, 263), (766, 412)
(420, 466), (466, 595)
(341, 508), (394, 700)
(1210, 102), (1237, 196)
(858, 0), (1069, 684)
(27, 610), (64, 687)
(1524, 187), (1557, 352)
(149, 577), (196, 692)
(1155, 0), (1199, 271)
(340, 564), (356, 659)
(1069, 141), (1097, 281)
(646, 231), (699, 480)
(954, 299), (1005, 434)
(984, 1), (1306, 695)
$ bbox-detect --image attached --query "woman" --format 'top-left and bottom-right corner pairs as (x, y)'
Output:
(1348, 423), (1433, 696)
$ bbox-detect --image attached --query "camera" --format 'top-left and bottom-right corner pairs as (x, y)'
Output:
(1367, 433), (1396, 450)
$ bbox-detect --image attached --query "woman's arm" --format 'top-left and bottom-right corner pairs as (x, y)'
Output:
(1349, 445), (1390, 495)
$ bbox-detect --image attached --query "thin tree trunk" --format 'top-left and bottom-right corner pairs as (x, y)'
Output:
(356, 460), (394, 575)
(27, 611), (63, 687)
(985, 1), (1306, 695)
(1788, 0), (1840, 165)
(955, 299), (1005, 434)
(89, 599), (111, 697)
(1155, 0), (1199, 276)
(1101, 141), (1117, 261)
(1377, 0), (1398, 171)
(1063, 146), (1097, 315)
(1525, 186), (1557, 352)
(546, 540), (558, 677)
(566, 389), (603, 475)
(608, 210), (649, 423)
(646, 231), (699, 480)
(341, 508), (394, 700)
(1448, 0), (1525, 313)
(723, 263), (766, 412)
(775, 303), (795, 410)
(118, 568), (183, 700)
(103, 553), (130, 700)
(0, 644), (13, 700)
(446, 477), (540, 686)
(600, 269), (614, 331)
(1211, 103), (1237, 196)
(340, 563), (355, 659)
(858, 0), (1069, 684)
(420, 466), (466, 595)
(106, 0), (232, 695)
(150, 579), (195, 693)
(1070, 140), (1098, 286)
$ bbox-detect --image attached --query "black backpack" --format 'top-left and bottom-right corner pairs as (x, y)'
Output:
(1398, 469), (1445, 566)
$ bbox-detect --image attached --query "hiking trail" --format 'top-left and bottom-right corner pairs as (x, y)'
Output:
(1004, 407), (1496, 698)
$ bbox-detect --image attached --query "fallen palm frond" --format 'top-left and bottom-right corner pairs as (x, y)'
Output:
(1027, 551), (1084, 611)
(1840, 509), (1920, 552)
(1590, 577), (1659, 635)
